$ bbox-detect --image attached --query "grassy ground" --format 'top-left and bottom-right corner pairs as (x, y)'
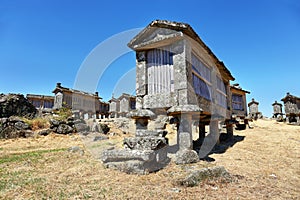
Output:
(0, 119), (299, 199)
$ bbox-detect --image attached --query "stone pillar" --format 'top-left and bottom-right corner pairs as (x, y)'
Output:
(296, 116), (300, 125)
(209, 120), (220, 144)
(177, 113), (193, 150)
(79, 111), (84, 119)
(167, 105), (201, 164)
(226, 125), (234, 140)
(135, 96), (143, 110)
(198, 123), (205, 140)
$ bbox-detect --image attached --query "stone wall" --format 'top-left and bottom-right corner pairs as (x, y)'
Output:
(0, 94), (37, 118)
(0, 117), (33, 139)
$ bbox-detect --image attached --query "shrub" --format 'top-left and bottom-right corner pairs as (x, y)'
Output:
(53, 106), (72, 121)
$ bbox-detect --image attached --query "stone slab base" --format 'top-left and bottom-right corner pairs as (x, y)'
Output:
(102, 146), (169, 174)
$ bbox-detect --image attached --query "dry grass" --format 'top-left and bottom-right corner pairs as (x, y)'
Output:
(22, 117), (50, 131)
(0, 119), (299, 199)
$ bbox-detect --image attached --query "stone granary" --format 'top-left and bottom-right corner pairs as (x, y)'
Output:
(281, 92), (300, 124)
(108, 93), (136, 118)
(98, 101), (109, 119)
(26, 94), (54, 113)
(108, 96), (119, 118)
(52, 83), (109, 119)
(128, 19), (236, 152)
(272, 101), (284, 120)
(230, 84), (250, 130)
(248, 98), (262, 120)
(102, 19), (243, 173)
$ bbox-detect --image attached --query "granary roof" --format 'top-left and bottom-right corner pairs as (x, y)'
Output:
(117, 93), (136, 100)
(248, 98), (259, 106)
(108, 97), (118, 103)
(281, 92), (300, 103)
(26, 94), (54, 100)
(230, 84), (250, 94)
(52, 83), (101, 99)
(272, 101), (282, 106)
(128, 19), (235, 81)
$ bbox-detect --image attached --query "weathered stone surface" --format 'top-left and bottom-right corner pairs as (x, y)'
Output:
(37, 128), (52, 136)
(50, 119), (60, 128)
(175, 149), (199, 164)
(93, 135), (109, 141)
(135, 129), (160, 137)
(23, 130), (35, 138)
(68, 146), (84, 155)
(102, 147), (169, 175)
(57, 124), (73, 134)
(124, 136), (167, 150)
(74, 123), (89, 132)
(14, 121), (30, 130)
(143, 93), (178, 109)
(178, 132), (193, 150)
(91, 122), (100, 132)
(104, 160), (149, 175)
(0, 117), (33, 139)
(127, 109), (155, 119)
(153, 115), (169, 130)
(74, 118), (85, 124)
(176, 166), (231, 187)
(167, 105), (202, 114)
(8, 116), (23, 123)
(102, 149), (155, 162)
(0, 93), (37, 118)
(99, 123), (110, 134)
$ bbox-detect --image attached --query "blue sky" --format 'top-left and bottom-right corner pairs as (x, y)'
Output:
(0, 0), (299, 117)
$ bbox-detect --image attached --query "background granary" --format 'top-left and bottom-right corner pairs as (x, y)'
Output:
(26, 94), (54, 114)
(272, 100), (284, 121)
(281, 92), (300, 124)
(248, 98), (262, 120)
(52, 82), (109, 119)
(230, 83), (250, 130)
(108, 93), (136, 118)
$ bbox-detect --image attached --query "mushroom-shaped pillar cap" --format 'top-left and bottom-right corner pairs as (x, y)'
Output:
(167, 105), (202, 115)
(127, 109), (155, 119)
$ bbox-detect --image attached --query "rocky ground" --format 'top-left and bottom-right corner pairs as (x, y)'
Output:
(0, 119), (299, 199)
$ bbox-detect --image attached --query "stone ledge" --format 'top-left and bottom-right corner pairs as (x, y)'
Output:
(101, 149), (156, 163)
(124, 136), (167, 150)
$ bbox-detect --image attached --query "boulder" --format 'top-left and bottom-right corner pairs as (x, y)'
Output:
(37, 128), (52, 136)
(74, 123), (89, 132)
(99, 123), (110, 134)
(175, 150), (199, 164)
(67, 146), (84, 155)
(91, 122), (100, 132)
(14, 121), (29, 130)
(93, 135), (109, 141)
(50, 119), (60, 128)
(57, 124), (73, 134)
(176, 166), (232, 187)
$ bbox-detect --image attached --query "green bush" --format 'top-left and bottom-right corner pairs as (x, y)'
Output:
(53, 106), (72, 121)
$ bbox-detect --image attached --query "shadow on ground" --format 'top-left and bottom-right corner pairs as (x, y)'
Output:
(166, 133), (245, 162)
(210, 134), (245, 154)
